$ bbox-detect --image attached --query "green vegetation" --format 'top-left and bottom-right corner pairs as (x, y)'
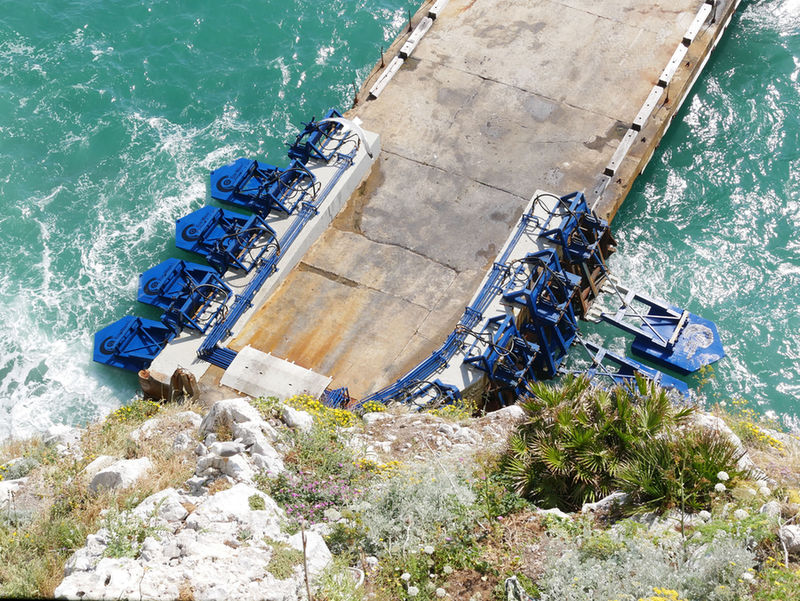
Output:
(502, 375), (745, 513)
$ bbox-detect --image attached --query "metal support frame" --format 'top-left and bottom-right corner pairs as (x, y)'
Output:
(565, 339), (690, 399)
(176, 206), (278, 274)
(288, 108), (360, 163)
(210, 157), (318, 217)
(500, 249), (581, 379)
(462, 314), (541, 396)
(137, 258), (232, 334)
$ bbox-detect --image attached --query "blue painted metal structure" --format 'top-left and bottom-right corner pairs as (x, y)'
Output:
(197, 149), (358, 369)
(355, 191), (724, 411)
(600, 290), (725, 374)
(93, 316), (176, 372)
(567, 339), (690, 399)
(138, 259), (232, 334)
(176, 206), (278, 274)
(210, 157), (318, 216)
(288, 108), (354, 163)
(94, 108), (360, 373)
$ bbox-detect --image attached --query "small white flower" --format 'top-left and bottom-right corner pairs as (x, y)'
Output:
(423, 545), (435, 555)
(443, 565), (453, 575)
(698, 510), (712, 521)
(408, 585), (419, 597)
(436, 588), (447, 598)
(717, 471), (730, 482)
(742, 487), (757, 499)
(742, 572), (755, 582)
(733, 508), (749, 520)
(400, 573), (411, 582)
(715, 483), (727, 493)
(759, 485), (771, 497)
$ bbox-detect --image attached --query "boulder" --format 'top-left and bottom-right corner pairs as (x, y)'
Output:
(133, 488), (189, 523)
(288, 529), (333, 578)
(581, 492), (629, 513)
(89, 457), (153, 494)
(281, 405), (314, 432)
(81, 455), (117, 481)
(199, 398), (263, 436)
(759, 500), (782, 519)
(184, 483), (283, 540)
(780, 525), (800, 555)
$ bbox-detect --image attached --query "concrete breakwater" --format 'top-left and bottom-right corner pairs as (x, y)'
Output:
(211, 0), (741, 400)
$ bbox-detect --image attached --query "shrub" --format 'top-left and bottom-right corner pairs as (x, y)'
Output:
(536, 528), (754, 601)
(266, 540), (303, 579)
(616, 427), (748, 514)
(102, 509), (163, 559)
(503, 375), (693, 511)
(355, 465), (477, 556)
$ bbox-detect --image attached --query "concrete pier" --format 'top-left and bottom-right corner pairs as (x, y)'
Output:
(209, 0), (741, 399)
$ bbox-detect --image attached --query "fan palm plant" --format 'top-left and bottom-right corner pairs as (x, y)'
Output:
(503, 374), (695, 511)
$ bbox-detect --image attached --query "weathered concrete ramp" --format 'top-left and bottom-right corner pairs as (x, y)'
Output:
(221, 0), (734, 398)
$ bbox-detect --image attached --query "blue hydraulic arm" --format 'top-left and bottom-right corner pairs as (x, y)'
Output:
(593, 282), (725, 374)
(210, 158), (318, 216)
(288, 108), (359, 163)
(565, 338), (691, 400)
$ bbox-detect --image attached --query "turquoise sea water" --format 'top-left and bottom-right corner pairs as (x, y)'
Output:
(0, 0), (796, 440)
(0, 0), (418, 440)
(606, 0), (800, 426)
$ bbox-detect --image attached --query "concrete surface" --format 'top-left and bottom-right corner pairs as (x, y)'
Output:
(216, 0), (740, 399)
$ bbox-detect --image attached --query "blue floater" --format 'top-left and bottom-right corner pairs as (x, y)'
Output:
(599, 288), (725, 374)
(176, 206), (278, 274)
(210, 158), (317, 216)
(93, 316), (176, 372)
(138, 258), (231, 333)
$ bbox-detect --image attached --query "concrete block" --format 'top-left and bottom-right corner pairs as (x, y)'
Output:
(368, 56), (404, 99)
(221, 346), (332, 399)
(400, 17), (433, 59)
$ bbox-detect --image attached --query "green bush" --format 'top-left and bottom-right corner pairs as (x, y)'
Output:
(616, 427), (748, 514)
(536, 527), (754, 601)
(502, 375), (693, 511)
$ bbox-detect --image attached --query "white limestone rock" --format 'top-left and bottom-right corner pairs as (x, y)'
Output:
(209, 440), (245, 457)
(133, 488), (189, 524)
(363, 412), (392, 427)
(581, 491), (629, 513)
(44, 424), (83, 457)
(233, 419), (279, 453)
(184, 483), (283, 539)
(535, 507), (572, 520)
(199, 398), (263, 436)
(281, 405), (314, 432)
(80, 455), (117, 482)
(780, 525), (800, 556)
(760, 500), (782, 519)
(251, 447), (286, 476)
(288, 530), (333, 578)
(89, 457), (153, 494)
